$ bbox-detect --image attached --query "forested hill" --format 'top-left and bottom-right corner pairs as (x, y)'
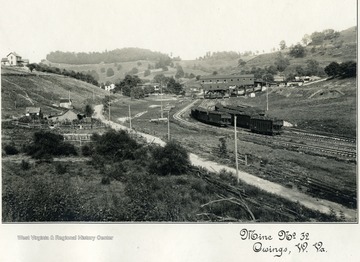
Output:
(46, 48), (172, 64)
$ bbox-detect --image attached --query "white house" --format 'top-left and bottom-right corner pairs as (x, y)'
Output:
(1, 58), (10, 66)
(59, 98), (73, 109)
(105, 83), (115, 92)
(1, 52), (29, 66)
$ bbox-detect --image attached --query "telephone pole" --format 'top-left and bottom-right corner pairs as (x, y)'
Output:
(234, 116), (239, 183)
(266, 84), (269, 111)
(129, 104), (132, 129)
(160, 83), (164, 118)
(167, 111), (170, 141)
(108, 96), (111, 121)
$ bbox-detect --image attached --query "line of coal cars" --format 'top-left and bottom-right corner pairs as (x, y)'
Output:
(190, 103), (283, 135)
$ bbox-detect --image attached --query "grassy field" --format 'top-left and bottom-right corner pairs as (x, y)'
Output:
(1, 66), (109, 118)
(224, 77), (357, 137)
(105, 93), (357, 206)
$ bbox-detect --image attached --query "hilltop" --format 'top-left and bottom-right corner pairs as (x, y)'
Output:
(41, 26), (356, 86)
(1, 66), (109, 118)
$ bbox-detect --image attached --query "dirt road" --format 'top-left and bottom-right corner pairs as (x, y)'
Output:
(94, 104), (357, 221)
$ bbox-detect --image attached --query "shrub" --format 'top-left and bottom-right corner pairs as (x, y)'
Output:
(81, 144), (93, 156)
(106, 68), (114, 77)
(25, 131), (77, 159)
(21, 160), (30, 170)
(149, 140), (190, 176)
(4, 144), (19, 155)
(55, 163), (67, 174)
(289, 44), (306, 58)
(101, 177), (111, 185)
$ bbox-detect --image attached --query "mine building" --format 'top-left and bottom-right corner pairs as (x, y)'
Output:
(200, 74), (255, 98)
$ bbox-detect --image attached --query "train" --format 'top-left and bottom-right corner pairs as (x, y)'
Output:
(190, 107), (231, 127)
(191, 103), (283, 135)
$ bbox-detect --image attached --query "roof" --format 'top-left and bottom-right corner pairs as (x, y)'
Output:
(7, 52), (21, 57)
(25, 107), (41, 114)
(200, 74), (254, 80)
(60, 98), (72, 103)
(1, 58), (9, 62)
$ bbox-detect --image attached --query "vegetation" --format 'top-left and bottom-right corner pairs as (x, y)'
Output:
(27, 63), (99, 86)
(25, 131), (77, 159)
(46, 48), (172, 65)
(325, 61), (356, 78)
(106, 67), (115, 77)
(289, 44), (306, 58)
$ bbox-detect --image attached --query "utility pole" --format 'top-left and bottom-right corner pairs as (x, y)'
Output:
(108, 96), (111, 121)
(160, 82), (164, 118)
(266, 84), (269, 111)
(129, 104), (132, 129)
(167, 111), (170, 141)
(234, 116), (239, 183)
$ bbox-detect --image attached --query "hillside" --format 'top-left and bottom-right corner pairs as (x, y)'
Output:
(41, 26), (356, 86)
(225, 77), (357, 137)
(1, 66), (109, 118)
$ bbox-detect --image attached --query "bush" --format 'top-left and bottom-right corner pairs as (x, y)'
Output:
(81, 144), (93, 156)
(55, 163), (67, 174)
(149, 140), (190, 176)
(106, 68), (114, 77)
(21, 160), (31, 170)
(101, 177), (111, 185)
(25, 131), (77, 159)
(289, 44), (306, 58)
(4, 144), (19, 155)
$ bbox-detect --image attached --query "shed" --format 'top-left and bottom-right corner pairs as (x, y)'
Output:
(25, 107), (43, 118)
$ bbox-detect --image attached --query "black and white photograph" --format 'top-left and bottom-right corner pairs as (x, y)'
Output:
(0, 0), (358, 260)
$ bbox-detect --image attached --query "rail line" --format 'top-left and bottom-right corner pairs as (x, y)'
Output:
(173, 100), (357, 160)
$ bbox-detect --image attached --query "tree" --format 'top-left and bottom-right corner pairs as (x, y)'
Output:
(289, 44), (306, 58)
(263, 74), (274, 82)
(310, 32), (325, 45)
(149, 140), (190, 176)
(144, 69), (151, 77)
(212, 71), (218, 75)
(106, 68), (114, 77)
(115, 75), (142, 96)
(238, 59), (246, 67)
(324, 62), (341, 77)
(305, 59), (321, 76)
(274, 52), (290, 72)
(131, 86), (145, 99)
(175, 65), (185, 79)
(302, 34), (311, 46)
(279, 40), (286, 50)
(339, 61), (356, 78)
(265, 65), (277, 75)
(167, 77), (183, 95)
(85, 104), (94, 117)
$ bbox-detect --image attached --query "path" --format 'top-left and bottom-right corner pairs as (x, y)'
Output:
(93, 104), (357, 221)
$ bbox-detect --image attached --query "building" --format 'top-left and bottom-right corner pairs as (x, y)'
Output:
(1, 58), (9, 66)
(59, 98), (73, 109)
(25, 107), (43, 119)
(1, 52), (29, 66)
(104, 83), (115, 92)
(200, 74), (255, 98)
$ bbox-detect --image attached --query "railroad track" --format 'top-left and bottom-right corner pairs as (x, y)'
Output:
(173, 100), (357, 160)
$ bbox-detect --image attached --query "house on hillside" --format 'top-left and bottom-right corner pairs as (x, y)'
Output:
(2, 52), (29, 66)
(59, 98), (73, 109)
(25, 107), (43, 119)
(1, 58), (10, 66)
(105, 83), (115, 92)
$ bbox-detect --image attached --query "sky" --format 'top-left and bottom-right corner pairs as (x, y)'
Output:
(0, 0), (357, 62)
